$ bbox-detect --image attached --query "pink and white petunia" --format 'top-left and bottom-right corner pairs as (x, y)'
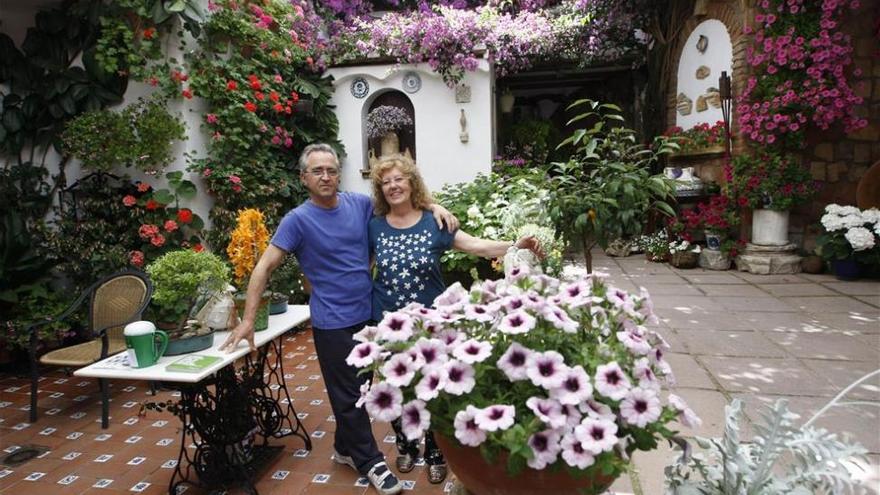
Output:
(560, 403), (584, 428)
(560, 434), (596, 469)
(559, 280), (590, 304)
(381, 353), (417, 387)
(579, 399), (614, 421)
(497, 310), (537, 335)
(541, 304), (579, 333)
(474, 404), (516, 432)
(594, 361), (632, 401)
(345, 341), (383, 368)
(550, 365), (593, 405)
(442, 360), (476, 395)
(434, 282), (469, 311)
(527, 429), (561, 469)
(616, 328), (652, 355)
(411, 338), (449, 370)
(497, 342), (533, 381)
(526, 350), (568, 390)
(436, 329), (465, 350)
(525, 396), (567, 429)
(415, 367), (447, 401)
(353, 325), (380, 343)
(400, 400), (431, 441)
(363, 381), (403, 422)
(633, 357), (660, 390)
(464, 303), (497, 323)
(619, 387), (661, 428)
(574, 416), (619, 455)
(454, 406), (487, 447)
(668, 394), (702, 429)
(377, 312), (415, 342)
(452, 338), (493, 364)
(506, 263), (531, 282)
(637, 287), (659, 325)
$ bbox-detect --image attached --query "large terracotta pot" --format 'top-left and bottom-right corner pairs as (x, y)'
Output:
(434, 434), (617, 495)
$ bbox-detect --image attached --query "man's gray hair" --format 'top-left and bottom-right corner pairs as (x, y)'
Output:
(298, 143), (340, 172)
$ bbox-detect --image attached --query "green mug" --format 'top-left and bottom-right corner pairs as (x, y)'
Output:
(124, 321), (169, 368)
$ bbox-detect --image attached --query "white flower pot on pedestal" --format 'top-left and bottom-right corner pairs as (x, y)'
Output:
(751, 209), (789, 246)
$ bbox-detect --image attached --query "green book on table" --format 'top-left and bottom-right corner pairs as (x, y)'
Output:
(165, 354), (222, 373)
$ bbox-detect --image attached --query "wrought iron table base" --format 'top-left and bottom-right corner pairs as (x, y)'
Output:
(166, 335), (311, 494)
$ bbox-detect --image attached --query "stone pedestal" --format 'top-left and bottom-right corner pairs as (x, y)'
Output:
(736, 243), (802, 274)
(699, 250), (731, 270)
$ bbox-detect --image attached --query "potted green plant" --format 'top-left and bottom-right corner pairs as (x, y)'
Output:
(366, 105), (413, 157)
(730, 152), (817, 246)
(267, 255), (307, 315)
(680, 194), (742, 270)
(145, 249), (230, 354)
(640, 229), (670, 262)
(816, 204), (880, 280)
(550, 100), (676, 272)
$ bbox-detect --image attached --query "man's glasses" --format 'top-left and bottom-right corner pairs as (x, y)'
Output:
(306, 168), (339, 178)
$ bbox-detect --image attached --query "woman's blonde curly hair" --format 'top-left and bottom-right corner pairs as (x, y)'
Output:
(370, 154), (433, 216)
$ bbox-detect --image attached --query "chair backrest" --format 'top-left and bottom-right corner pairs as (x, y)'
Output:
(89, 272), (152, 346)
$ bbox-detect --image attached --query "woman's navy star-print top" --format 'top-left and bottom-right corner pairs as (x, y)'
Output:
(369, 210), (455, 321)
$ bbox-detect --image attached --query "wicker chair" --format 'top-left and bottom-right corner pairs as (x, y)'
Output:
(28, 270), (152, 428)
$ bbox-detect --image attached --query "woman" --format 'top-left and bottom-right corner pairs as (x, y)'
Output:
(368, 155), (543, 484)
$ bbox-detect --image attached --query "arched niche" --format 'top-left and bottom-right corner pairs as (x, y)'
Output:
(675, 19), (733, 130)
(362, 90), (416, 176)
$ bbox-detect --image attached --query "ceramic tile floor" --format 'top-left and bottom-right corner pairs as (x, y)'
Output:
(0, 329), (455, 495)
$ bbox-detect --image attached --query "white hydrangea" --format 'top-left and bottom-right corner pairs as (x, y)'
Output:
(845, 227), (876, 251)
(820, 213), (846, 232)
(841, 214), (866, 229)
(861, 208), (880, 225)
(825, 204), (860, 217)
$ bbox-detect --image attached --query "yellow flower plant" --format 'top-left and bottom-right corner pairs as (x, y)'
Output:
(227, 208), (269, 288)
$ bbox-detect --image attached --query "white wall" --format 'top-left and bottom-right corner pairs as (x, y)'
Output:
(675, 19), (733, 130)
(327, 61), (494, 196)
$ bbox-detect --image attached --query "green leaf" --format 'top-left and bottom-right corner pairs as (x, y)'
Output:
(294, 79), (321, 98)
(2, 108), (23, 132)
(176, 180), (197, 200)
(165, 0), (187, 13)
(152, 189), (174, 205)
(166, 170), (183, 186)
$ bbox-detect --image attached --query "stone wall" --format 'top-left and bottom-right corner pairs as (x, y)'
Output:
(665, 0), (880, 249)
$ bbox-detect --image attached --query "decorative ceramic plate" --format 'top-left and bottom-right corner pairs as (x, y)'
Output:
(402, 72), (421, 94)
(351, 77), (369, 98)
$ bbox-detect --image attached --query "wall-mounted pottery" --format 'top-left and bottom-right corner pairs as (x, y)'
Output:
(351, 77), (369, 99)
(696, 65), (710, 80)
(705, 87), (721, 108)
(402, 72), (421, 94)
(695, 94), (708, 112)
(696, 35), (708, 53)
(677, 93), (693, 115)
(455, 84), (471, 103)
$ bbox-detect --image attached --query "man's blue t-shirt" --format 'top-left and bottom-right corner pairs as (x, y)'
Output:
(369, 210), (455, 321)
(272, 192), (373, 330)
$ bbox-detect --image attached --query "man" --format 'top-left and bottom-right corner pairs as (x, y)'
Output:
(221, 144), (457, 495)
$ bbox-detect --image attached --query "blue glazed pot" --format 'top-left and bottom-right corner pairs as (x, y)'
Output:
(831, 259), (860, 281)
(705, 231), (723, 251)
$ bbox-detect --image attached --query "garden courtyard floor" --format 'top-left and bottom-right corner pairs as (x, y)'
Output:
(0, 250), (878, 495)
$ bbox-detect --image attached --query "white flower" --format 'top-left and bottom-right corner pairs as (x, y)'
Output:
(346, 341), (383, 368)
(820, 213), (846, 232)
(541, 304), (579, 333)
(668, 393), (702, 429)
(845, 226), (875, 251)
(526, 429), (561, 469)
(452, 338), (493, 364)
(381, 353), (417, 387)
(594, 361), (631, 400)
(415, 367), (447, 401)
(443, 360), (476, 395)
(474, 404), (516, 432)
(400, 400), (431, 441)
(633, 357), (660, 390)
(842, 214), (866, 229)
(454, 406), (486, 447)
(353, 325), (380, 343)
(864, 208), (880, 225)
(550, 365), (593, 405)
(411, 338), (448, 370)
(364, 382), (403, 422)
(434, 282), (470, 311)
(464, 303), (497, 323)
(497, 310), (536, 335)
(526, 351), (568, 389)
(377, 312), (414, 342)
(574, 416), (618, 455)
(497, 342), (533, 381)
(560, 433), (596, 469)
(619, 387), (661, 428)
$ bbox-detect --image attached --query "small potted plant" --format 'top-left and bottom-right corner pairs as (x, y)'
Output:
(681, 194), (741, 270)
(664, 121), (726, 157)
(816, 204), (880, 280)
(366, 105), (413, 157)
(668, 239), (701, 269)
(227, 208), (272, 330)
(267, 255), (307, 314)
(146, 249), (230, 354)
(640, 229), (670, 262)
(349, 265), (698, 494)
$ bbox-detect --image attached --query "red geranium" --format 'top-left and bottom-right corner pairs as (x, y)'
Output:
(123, 195), (136, 207)
(177, 209), (193, 224)
(130, 250), (145, 267)
(151, 234), (166, 247)
(145, 199), (160, 210)
(244, 102), (257, 112)
(192, 244), (204, 253)
(143, 27), (156, 40)
(227, 80), (238, 91)
(137, 182), (151, 193)
(164, 220), (179, 232)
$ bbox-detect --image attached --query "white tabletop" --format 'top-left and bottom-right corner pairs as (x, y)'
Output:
(75, 305), (310, 384)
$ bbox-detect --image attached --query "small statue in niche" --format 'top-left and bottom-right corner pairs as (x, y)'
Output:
(696, 34), (708, 53)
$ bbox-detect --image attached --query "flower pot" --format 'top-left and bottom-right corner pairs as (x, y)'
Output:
(645, 252), (668, 263)
(751, 209), (790, 246)
(380, 131), (400, 158)
(434, 434), (617, 495)
(705, 231), (723, 251)
(269, 296), (288, 315)
(165, 331), (214, 356)
(671, 251), (699, 269)
(234, 293), (271, 331)
(831, 259), (861, 281)
(801, 255), (824, 274)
